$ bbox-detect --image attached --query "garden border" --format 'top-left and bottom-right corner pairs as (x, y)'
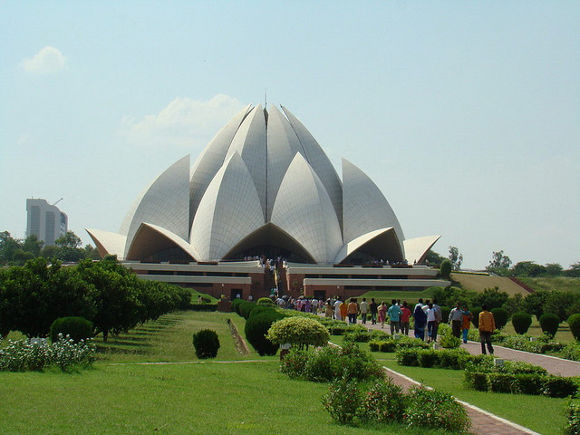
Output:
(382, 366), (540, 435)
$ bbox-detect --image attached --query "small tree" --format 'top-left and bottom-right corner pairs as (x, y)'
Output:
(192, 329), (220, 359)
(511, 312), (532, 335)
(486, 250), (512, 275)
(539, 313), (560, 338)
(440, 260), (452, 279)
(568, 314), (580, 341)
(491, 308), (508, 330)
(267, 317), (330, 350)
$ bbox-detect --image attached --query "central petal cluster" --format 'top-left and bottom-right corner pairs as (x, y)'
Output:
(87, 104), (439, 265)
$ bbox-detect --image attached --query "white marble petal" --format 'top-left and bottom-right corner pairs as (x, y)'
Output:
(125, 222), (200, 261)
(281, 106), (343, 227)
(265, 105), (305, 220)
(86, 228), (127, 260)
(271, 153), (343, 263)
(226, 105), (267, 219)
(123, 155), (190, 258)
(403, 235), (441, 265)
(342, 158), (405, 253)
(333, 227), (403, 264)
(189, 105), (252, 225)
(190, 152), (265, 261)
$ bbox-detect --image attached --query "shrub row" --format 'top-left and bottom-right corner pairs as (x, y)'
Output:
(395, 348), (493, 370)
(369, 336), (430, 353)
(464, 370), (577, 398)
(322, 377), (470, 432)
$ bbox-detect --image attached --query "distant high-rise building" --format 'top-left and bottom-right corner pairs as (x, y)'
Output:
(26, 199), (68, 246)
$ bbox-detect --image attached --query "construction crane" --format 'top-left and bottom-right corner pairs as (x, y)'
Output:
(52, 198), (63, 206)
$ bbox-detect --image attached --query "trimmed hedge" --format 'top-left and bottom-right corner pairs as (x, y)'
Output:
(192, 329), (220, 359)
(369, 336), (429, 353)
(244, 309), (285, 355)
(257, 297), (275, 306)
(189, 303), (218, 312)
(511, 312), (532, 335)
(463, 359), (576, 398)
(539, 313), (560, 337)
(50, 316), (93, 343)
(568, 313), (580, 341)
(395, 348), (482, 370)
(491, 307), (508, 330)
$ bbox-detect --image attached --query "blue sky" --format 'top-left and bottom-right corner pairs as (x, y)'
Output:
(1, 1), (578, 269)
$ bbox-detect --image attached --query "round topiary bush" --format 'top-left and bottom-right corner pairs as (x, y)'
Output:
(192, 329), (220, 359)
(267, 316), (330, 350)
(512, 312), (533, 335)
(238, 300), (257, 319)
(257, 297), (275, 306)
(539, 313), (560, 338)
(245, 310), (285, 355)
(568, 313), (580, 341)
(50, 316), (94, 343)
(491, 308), (508, 330)
(440, 260), (452, 279)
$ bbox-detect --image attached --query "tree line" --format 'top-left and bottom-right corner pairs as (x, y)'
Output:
(0, 256), (191, 340)
(0, 231), (100, 265)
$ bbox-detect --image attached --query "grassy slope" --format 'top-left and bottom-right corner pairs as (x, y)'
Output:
(517, 277), (580, 294)
(450, 273), (528, 296)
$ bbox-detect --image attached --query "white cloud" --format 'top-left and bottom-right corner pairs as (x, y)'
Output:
(119, 94), (245, 148)
(20, 46), (67, 74)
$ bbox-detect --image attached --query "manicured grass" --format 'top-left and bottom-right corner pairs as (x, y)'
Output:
(517, 276), (580, 295)
(380, 359), (568, 435)
(93, 311), (266, 362)
(1, 310), (460, 435)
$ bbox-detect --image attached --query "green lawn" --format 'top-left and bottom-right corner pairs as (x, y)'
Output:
(0, 310), (456, 435)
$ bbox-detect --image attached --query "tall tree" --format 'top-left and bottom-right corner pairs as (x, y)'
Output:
(486, 250), (512, 275)
(448, 246), (463, 271)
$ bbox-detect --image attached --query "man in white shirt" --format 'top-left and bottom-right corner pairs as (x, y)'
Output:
(359, 298), (368, 324)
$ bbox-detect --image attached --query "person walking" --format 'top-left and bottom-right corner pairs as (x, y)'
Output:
(426, 302), (437, 343)
(334, 298), (342, 321)
(387, 299), (401, 335)
(360, 298), (368, 324)
(340, 299), (348, 323)
(370, 298), (378, 324)
(478, 304), (495, 355)
(347, 298), (359, 324)
(461, 305), (473, 344)
(413, 303), (427, 340)
(449, 303), (463, 338)
(400, 301), (411, 336)
(378, 302), (387, 328)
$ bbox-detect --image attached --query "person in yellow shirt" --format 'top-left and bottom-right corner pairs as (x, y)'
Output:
(478, 305), (495, 355)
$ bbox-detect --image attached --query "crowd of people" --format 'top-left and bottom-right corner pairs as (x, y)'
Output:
(270, 294), (496, 354)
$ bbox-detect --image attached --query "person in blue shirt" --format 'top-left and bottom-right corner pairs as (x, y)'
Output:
(387, 299), (402, 335)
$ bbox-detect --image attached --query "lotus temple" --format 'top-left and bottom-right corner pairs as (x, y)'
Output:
(87, 104), (450, 299)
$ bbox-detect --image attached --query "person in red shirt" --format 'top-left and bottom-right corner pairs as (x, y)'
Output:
(400, 301), (412, 336)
